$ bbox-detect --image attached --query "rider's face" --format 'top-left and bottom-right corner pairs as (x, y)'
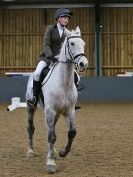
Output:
(58, 16), (70, 26)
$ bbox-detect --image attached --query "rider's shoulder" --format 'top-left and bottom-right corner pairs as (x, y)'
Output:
(46, 25), (55, 31)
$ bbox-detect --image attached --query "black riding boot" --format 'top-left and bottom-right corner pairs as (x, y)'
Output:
(26, 80), (41, 107)
(74, 71), (81, 110)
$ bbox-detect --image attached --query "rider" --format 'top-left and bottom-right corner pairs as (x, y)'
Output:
(27, 8), (81, 110)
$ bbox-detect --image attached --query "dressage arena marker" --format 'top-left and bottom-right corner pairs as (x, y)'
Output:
(7, 97), (27, 111)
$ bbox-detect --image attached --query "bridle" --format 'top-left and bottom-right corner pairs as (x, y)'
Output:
(66, 36), (86, 61)
(58, 36), (86, 65)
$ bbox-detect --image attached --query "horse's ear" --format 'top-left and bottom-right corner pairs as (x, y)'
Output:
(75, 26), (81, 36)
(64, 28), (71, 38)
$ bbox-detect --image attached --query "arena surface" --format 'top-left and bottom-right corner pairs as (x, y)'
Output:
(1, 102), (133, 177)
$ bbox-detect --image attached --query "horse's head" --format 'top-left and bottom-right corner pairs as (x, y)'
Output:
(65, 26), (88, 72)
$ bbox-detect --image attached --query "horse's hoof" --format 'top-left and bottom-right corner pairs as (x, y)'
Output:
(27, 149), (34, 159)
(46, 165), (56, 174)
(59, 150), (67, 157)
(46, 159), (56, 174)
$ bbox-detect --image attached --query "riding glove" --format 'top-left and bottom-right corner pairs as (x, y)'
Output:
(48, 55), (58, 63)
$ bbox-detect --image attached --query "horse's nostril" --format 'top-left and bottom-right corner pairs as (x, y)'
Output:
(79, 62), (84, 67)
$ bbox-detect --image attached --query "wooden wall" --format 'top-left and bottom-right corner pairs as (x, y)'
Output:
(0, 7), (133, 77)
(101, 7), (133, 76)
(0, 8), (95, 77)
(0, 9), (45, 76)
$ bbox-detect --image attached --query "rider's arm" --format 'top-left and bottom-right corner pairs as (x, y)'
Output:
(43, 25), (53, 59)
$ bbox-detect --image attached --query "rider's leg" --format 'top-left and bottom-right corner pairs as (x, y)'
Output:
(74, 70), (81, 110)
(27, 61), (47, 107)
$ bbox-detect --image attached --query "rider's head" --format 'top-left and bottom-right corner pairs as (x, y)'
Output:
(55, 8), (73, 26)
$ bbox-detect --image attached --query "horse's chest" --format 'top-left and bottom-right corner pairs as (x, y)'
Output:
(47, 89), (77, 106)
(53, 90), (76, 101)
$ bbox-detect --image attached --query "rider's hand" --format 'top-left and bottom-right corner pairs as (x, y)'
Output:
(48, 55), (58, 63)
(52, 57), (58, 63)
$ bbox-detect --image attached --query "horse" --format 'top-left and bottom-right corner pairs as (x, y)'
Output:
(26, 26), (88, 174)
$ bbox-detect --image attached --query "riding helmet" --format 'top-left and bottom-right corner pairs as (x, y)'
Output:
(55, 8), (73, 20)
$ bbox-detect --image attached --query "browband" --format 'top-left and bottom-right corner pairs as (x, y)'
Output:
(67, 36), (82, 41)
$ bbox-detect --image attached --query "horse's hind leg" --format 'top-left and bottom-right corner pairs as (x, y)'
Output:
(59, 109), (76, 157)
(27, 104), (36, 159)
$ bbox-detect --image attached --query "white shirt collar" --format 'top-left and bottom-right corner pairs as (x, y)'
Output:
(57, 23), (63, 29)
(57, 23), (65, 37)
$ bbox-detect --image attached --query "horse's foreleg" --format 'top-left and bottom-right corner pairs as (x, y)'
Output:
(27, 105), (36, 159)
(45, 108), (57, 174)
(59, 110), (76, 157)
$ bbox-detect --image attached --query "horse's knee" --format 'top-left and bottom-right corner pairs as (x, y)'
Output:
(68, 129), (76, 139)
(48, 131), (56, 144)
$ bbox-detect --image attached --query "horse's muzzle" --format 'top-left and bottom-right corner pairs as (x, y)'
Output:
(78, 57), (88, 72)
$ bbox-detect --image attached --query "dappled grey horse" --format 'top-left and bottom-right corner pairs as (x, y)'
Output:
(26, 27), (88, 173)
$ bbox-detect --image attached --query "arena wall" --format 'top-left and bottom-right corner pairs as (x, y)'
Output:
(0, 77), (133, 103)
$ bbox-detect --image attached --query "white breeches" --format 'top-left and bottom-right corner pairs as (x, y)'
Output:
(33, 61), (47, 81)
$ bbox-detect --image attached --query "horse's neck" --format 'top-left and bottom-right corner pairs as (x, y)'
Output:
(56, 62), (74, 89)
(55, 43), (74, 88)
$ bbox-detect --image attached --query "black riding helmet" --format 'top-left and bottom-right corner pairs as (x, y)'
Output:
(55, 8), (73, 20)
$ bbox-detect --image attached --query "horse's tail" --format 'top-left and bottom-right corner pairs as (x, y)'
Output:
(25, 73), (34, 101)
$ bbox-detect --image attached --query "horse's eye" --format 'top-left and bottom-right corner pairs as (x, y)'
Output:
(71, 42), (74, 46)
